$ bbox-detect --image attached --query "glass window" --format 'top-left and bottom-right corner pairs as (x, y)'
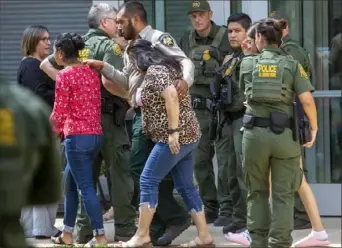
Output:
(268, 0), (302, 44)
(139, 0), (156, 28)
(302, 0), (342, 183)
(230, 0), (242, 14)
(164, 0), (192, 41)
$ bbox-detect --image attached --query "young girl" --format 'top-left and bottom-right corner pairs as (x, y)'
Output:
(225, 23), (330, 248)
(49, 33), (106, 246)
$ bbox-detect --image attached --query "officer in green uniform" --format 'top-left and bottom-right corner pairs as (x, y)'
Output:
(40, 3), (136, 243)
(0, 78), (62, 248)
(269, 11), (313, 230)
(215, 13), (251, 234)
(178, 0), (232, 225)
(239, 19), (317, 248)
(84, 2), (194, 245)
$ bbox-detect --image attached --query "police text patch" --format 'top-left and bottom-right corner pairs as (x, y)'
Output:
(0, 108), (16, 146)
(78, 48), (90, 62)
(258, 64), (277, 78)
(298, 64), (308, 80)
(159, 34), (175, 47)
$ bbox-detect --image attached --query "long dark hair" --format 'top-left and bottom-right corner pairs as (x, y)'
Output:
(126, 39), (183, 97)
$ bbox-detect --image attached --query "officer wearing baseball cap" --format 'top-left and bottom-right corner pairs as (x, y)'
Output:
(179, 0), (232, 226)
(187, 0), (211, 14)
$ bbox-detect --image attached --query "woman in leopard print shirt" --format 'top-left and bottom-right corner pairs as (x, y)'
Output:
(119, 39), (213, 247)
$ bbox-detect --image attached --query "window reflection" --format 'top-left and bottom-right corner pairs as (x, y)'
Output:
(302, 0), (342, 183)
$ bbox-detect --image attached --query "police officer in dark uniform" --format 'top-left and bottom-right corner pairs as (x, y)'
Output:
(178, 0), (232, 226)
(40, 3), (136, 243)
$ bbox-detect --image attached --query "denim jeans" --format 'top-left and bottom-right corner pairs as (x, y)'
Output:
(140, 141), (203, 212)
(63, 134), (104, 236)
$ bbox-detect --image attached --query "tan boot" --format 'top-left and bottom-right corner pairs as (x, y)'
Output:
(180, 210), (214, 247)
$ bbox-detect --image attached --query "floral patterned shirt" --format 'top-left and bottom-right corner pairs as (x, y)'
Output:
(50, 65), (102, 136)
(140, 65), (201, 144)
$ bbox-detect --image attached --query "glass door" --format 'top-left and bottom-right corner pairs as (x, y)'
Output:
(303, 0), (342, 216)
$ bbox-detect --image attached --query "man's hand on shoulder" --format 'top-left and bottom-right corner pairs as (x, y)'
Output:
(82, 59), (104, 71)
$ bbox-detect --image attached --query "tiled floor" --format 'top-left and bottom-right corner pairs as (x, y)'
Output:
(27, 217), (341, 247)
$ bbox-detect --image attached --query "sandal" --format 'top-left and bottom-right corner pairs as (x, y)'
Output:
(103, 207), (114, 221)
(51, 236), (73, 246)
(179, 237), (214, 247)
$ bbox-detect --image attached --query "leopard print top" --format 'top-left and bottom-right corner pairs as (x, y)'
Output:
(140, 65), (201, 144)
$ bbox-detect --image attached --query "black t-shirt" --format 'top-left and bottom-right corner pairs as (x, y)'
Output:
(17, 57), (55, 108)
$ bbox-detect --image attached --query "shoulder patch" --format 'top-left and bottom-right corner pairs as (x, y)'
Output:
(0, 108), (16, 146)
(113, 43), (122, 56)
(298, 63), (309, 80)
(159, 33), (175, 47)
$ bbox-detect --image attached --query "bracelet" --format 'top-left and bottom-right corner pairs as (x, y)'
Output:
(167, 128), (180, 134)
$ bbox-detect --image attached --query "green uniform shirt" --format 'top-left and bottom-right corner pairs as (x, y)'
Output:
(48, 28), (123, 75)
(281, 35), (313, 81)
(179, 21), (232, 98)
(47, 28), (123, 100)
(0, 79), (61, 214)
(239, 46), (315, 118)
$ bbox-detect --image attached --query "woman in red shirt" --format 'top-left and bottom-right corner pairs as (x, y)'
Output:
(49, 33), (106, 246)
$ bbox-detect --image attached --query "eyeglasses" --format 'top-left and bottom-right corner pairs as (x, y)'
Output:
(40, 37), (50, 43)
(104, 17), (116, 23)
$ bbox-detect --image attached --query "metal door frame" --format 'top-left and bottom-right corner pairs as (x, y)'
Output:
(307, 90), (342, 216)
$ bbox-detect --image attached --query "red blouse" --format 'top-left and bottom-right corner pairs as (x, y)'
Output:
(50, 65), (102, 137)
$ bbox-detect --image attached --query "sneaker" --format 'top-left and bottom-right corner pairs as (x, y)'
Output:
(224, 229), (251, 247)
(293, 234), (330, 247)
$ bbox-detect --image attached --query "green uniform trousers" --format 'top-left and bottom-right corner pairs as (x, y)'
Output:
(193, 109), (220, 217)
(243, 127), (302, 248)
(216, 115), (246, 227)
(0, 213), (27, 248)
(76, 114), (136, 240)
(130, 112), (188, 240)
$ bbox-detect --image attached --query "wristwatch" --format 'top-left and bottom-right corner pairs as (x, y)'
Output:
(167, 128), (180, 134)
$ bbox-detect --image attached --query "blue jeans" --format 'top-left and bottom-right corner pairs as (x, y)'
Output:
(63, 134), (104, 236)
(140, 141), (203, 212)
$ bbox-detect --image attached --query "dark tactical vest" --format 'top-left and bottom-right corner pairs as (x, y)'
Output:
(219, 53), (245, 112)
(247, 51), (294, 104)
(188, 26), (226, 86)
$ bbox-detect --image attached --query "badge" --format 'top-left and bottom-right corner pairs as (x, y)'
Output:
(113, 44), (122, 56)
(159, 34), (175, 47)
(202, 50), (210, 61)
(192, 1), (200, 8)
(298, 64), (308, 80)
(78, 48), (89, 62)
(0, 108), (16, 146)
(269, 11), (276, 17)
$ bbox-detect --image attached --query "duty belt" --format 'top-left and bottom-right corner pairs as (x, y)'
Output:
(101, 97), (114, 114)
(244, 116), (291, 129)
